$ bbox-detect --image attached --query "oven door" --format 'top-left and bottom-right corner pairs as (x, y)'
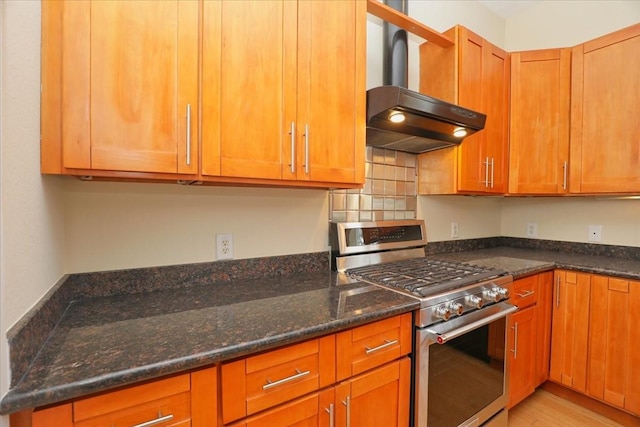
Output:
(414, 302), (517, 427)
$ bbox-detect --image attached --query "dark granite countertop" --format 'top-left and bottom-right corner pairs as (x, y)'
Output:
(0, 271), (419, 414)
(435, 246), (640, 280)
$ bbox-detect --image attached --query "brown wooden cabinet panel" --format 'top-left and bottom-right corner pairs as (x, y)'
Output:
(549, 270), (590, 393)
(202, 0), (365, 186)
(418, 25), (509, 195)
(569, 23), (640, 193)
(509, 49), (571, 194)
(43, 0), (199, 176)
(507, 305), (537, 408)
(588, 276), (640, 415)
(535, 271), (554, 387)
(335, 357), (411, 427)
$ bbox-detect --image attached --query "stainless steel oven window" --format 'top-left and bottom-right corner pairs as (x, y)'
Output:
(415, 315), (510, 427)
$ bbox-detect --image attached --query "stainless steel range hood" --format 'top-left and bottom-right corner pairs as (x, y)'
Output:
(366, 0), (486, 154)
(366, 86), (486, 153)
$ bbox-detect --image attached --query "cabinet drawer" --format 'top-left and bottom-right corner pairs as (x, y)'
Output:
(221, 335), (335, 424)
(336, 313), (412, 381)
(510, 275), (539, 308)
(73, 374), (191, 423)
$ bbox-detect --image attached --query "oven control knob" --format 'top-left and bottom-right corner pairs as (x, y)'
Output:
(466, 295), (483, 309)
(435, 305), (451, 321)
(483, 289), (501, 303)
(494, 287), (510, 300)
(448, 302), (464, 316)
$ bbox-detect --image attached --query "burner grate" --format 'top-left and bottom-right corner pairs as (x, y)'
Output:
(346, 258), (506, 298)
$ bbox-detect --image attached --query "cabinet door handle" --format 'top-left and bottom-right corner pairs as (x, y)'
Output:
(263, 368), (310, 390)
(185, 104), (192, 166)
(516, 290), (535, 298)
(556, 275), (561, 308)
(132, 412), (174, 427)
(289, 122), (296, 173)
(342, 396), (351, 427)
(483, 157), (490, 187)
(562, 160), (568, 190)
(365, 339), (398, 354)
(511, 322), (518, 360)
(325, 403), (335, 427)
(303, 124), (309, 174)
(490, 157), (495, 188)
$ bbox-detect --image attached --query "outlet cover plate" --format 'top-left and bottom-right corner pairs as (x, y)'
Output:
(526, 223), (538, 238)
(216, 233), (234, 260)
(588, 225), (602, 242)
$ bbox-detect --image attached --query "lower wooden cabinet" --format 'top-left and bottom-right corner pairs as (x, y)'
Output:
(507, 272), (553, 409)
(12, 367), (218, 427)
(588, 275), (640, 415)
(549, 270), (591, 393)
(548, 270), (640, 417)
(229, 357), (411, 427)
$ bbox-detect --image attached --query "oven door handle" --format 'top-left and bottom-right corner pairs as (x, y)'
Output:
(425, 302), (517, 345)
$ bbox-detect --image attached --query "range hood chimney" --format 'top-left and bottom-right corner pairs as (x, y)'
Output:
(366, 0), (486, 154)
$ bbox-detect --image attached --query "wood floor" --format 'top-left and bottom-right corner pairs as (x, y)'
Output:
(509, 389), (625, 427)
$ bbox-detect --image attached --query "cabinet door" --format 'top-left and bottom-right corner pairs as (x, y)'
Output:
(294, 0), (365, 184)
(569, 23), (640, 193)
(480, 43), (509, 194)
(211, 0), (295, 180)
(62, 0), (198, 175)
(335, 358), (411, 427)
(549, 270), (590, 393)
(535, 271), (554, 386)
(589, 276), (640, 414)
(228, 393), (322, 427)
(507, 305), (537, 409)
(509, 49), (571, 194)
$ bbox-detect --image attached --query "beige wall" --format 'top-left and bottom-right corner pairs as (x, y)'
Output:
(1, 1), (65, 423)
(63, 180), (329, 273)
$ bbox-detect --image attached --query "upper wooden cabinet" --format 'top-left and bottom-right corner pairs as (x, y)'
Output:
(508, 49), (571, 195)
(42, 0), (365, 188)
(41, 0), (199, 178)
(569, 23), (640, 194)
(418, 26), (509, 195)
(202, 0), (365, 185)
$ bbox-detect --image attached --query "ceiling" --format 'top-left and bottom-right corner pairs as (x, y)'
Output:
(478, 0), (542, 19)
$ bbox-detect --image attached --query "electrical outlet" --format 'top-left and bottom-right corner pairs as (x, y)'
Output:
(588, 225), (602, 242)
(216, 233), (234, 260)
(526, 223), (538, 238)
(450, 222), (459, 239)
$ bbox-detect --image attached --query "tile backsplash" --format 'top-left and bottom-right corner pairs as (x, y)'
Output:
(330, 147), (417, 222)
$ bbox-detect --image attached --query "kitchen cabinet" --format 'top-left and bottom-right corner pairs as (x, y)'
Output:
(41, 0), (199, 178)
(508, 49), (571, 195)
(588, 276), (640, 415)
(507, 272), (553, 409)
(569, 23), (640, 193)
(221, 312), (411, 426)
(42, 0), (365, 188)
(549, 270), (590, 394)
(417, 25), (509, 195)
(10, 367), (218, 427)
(220, 336), (336, 424)
(203, 0), (365, 186)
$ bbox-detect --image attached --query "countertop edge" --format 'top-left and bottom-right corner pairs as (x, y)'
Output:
(0, 300), (419, 415)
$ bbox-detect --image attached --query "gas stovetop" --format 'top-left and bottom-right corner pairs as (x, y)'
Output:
(330, 220), (514, 327)
(345, 257), (507, 299)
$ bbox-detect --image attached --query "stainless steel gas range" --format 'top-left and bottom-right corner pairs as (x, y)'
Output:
(330, 219), (516, 427)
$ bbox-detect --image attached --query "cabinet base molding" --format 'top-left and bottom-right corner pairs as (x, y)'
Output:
(542, 381), (640, 426)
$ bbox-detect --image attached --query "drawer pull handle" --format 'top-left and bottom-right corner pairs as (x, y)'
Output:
(325, 403), (335, 427)
(365, 339), (398, 355)
(516, 290), (535, 298)
(263, 369), (310, 390)
(132, 412), (173, 427)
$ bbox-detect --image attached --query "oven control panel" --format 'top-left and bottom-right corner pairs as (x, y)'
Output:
(418, 278), (513, 328)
